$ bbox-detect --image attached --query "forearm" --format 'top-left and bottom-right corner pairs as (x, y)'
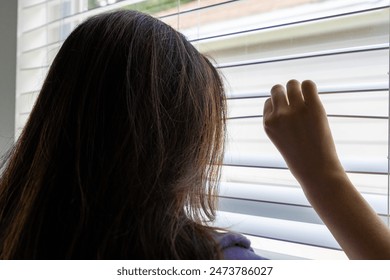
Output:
(299, 171), (390, 259)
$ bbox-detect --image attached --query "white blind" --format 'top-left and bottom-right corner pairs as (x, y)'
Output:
(16, 0), (390, 259)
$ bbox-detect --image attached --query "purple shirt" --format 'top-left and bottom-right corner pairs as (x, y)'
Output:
(215, 232), (267, 260)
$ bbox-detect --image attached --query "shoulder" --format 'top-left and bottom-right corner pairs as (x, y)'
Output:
(214, 231), (267, 260)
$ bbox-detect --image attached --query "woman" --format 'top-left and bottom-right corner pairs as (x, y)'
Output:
(0, 10), (227, 259)
(0, 10), (389, 259)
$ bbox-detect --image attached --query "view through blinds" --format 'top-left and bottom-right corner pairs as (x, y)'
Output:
(16, 0), (390, 259)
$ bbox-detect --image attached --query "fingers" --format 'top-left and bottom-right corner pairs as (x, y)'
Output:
(286, 79), (304, 106)
(268, 80), (319, 110)
(270, 84), (288, 110)
(301, 80), (320, 105)
(263, 98), (273, 117)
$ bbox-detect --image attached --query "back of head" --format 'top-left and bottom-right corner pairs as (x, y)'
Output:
(0, 10), (226, 259)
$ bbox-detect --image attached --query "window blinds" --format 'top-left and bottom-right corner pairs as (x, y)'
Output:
(16, 0), (390, 259)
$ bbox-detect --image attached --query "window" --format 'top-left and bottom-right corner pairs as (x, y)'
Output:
(16, 0), (390, 259)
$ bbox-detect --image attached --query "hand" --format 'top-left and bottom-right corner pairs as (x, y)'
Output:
(263, 80), (390, 259)
(263, 80), (344, 185)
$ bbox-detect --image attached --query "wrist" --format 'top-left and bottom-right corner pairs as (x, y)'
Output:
(289, 156), (347, 187)
(295, 165), (351, 199)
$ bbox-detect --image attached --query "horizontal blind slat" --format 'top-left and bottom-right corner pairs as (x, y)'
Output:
(216, 44), (388, 69)
(190, 5), (390, 43)
(214, 211), (341, 250)
(227, 114), (388, 121)
(227, 83), (389, 99)
(219, 182), (389, 215)
(223, 153), (388, 175)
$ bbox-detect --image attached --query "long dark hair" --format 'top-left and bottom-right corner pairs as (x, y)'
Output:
(0, 10), (226, 259)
